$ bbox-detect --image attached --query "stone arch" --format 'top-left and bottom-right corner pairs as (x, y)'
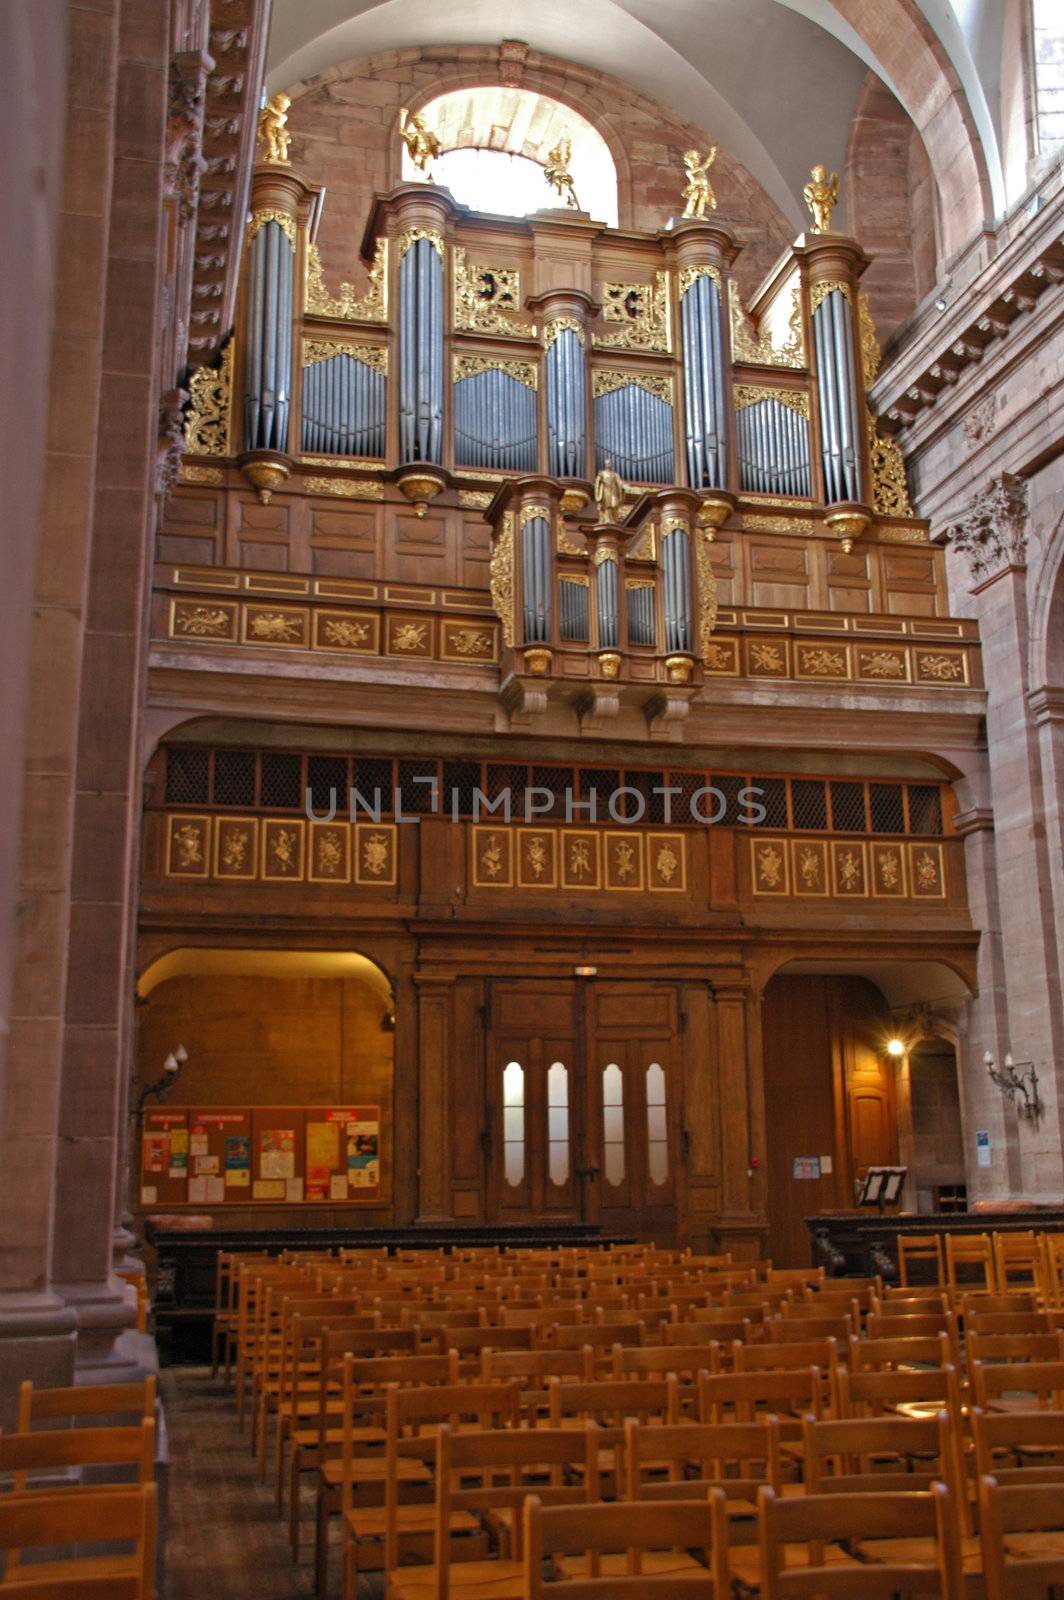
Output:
(284, 45), (794, 296)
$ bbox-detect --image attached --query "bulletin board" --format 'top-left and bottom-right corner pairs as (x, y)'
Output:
(138, 1104), (381, 1207)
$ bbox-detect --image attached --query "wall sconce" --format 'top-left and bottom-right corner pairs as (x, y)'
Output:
(984, 1049), (1042, 1121)
(135, 1044), (188, 1125)
(886, 1038), (906, 1058)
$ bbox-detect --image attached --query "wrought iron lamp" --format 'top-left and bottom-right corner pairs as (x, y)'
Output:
(984, 1049), (1042, 1120)
(135, 1044), (188, 1125)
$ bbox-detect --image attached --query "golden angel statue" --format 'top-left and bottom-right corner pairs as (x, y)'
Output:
(544, 139), (580, 210)
(399, 108), (441, 181)
(804, 164), (840, 233)
(681, 148), (717, 218)
(257, 93), (292, 165)
(594, 457), (627, 524)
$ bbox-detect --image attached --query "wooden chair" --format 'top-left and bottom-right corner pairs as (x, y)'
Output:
(801, 1410), (970, 1540)
(386, 1423), (601, 1600)
(766, 1314), (855, 1346)
(965, 1309), (1064, 1340)
(946, 1234), (995, 1297)
(697, 1366), (822, 1478)
(969, 1405), (1064, 1487)
(898, 1233), (946, 1289)
(969, 1358), (1064, 1412)
(992, 1233), (1046, 1297)
(17, 1377), (156, 1433)
(733, 1337), (840, 1381)
(625, 1415), (782, 1515)
(867, 1311), (961, 1367)
(0, 1419), (156, 1497)
(547, 1376), (680, 1492)
(977, 1474), (1064, 1596)
(846, 1331), (951, 1372)
(967, 1331), (1064, 1370)
(1044, 1234), (1064, 1306)
(834, 1362), (964, 1423)
(339, 1379), (520, 1599)
(520, 1493), (730, 1599)
(878, 1289), (950, 1315)
(0, 1483), (157, 1597)
(757, 1482), (964, 1599)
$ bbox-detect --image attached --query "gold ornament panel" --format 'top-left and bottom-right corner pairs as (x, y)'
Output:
(161, 816), (400, 889)
(467, 828), (688, 897)
(909, 842), (946, 898)
(749, 835), (946, 903)
(167, 599), (495, 666)
(305, 238), (388, 323)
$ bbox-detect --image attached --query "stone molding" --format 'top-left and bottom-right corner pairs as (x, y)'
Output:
(952, 805), (995, 836)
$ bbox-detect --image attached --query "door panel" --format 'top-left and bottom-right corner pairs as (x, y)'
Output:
(486, 980), (683, 1240)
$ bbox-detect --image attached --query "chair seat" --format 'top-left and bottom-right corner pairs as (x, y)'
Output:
(2, 1553), (141, 1588)
(855, 1535), (983, 1574)
(346, 1506), (479, 1538)
(1004, 1532), (1064, 1558)
(555, 1549), (705, 1579)
(321, 1456), (430, 1486)
(292, 1423), (385, 1448)
(730, 1540), (858, 1589)
(389, 1557), (524, 1599)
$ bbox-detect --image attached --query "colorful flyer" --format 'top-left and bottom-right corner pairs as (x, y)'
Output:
(224, 1135), (251, 1188)
(253, 1179), (286, 1200)
(141, 1134), (169, 1175)
(260, 1128), (295, 1181)
(329, 1172), (349, 1201)
(348, 1114), (380, 1189)
(306, 1120), (339, 1184)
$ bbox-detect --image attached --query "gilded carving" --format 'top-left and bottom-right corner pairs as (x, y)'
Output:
(543, 316), (585, 349)
(866, 411), (913, 517)
(398, 107), (440, 180)
(490, 513), (516, 648)
(447, 627), (494, 656)
(174, 823), (204, 870)
(809, 278), (851, 314)
(247, 610), (304, 642)
(544, 139), (580, 209)
(396, 226), (444, 261)
(453, 247), (529, 336)
(567, 838), (593, 881)
(247, 206), (296, 247)
(596, 272), (671, 353)
(655, 841), (679, 884)
(750, 642), (785, 674)
(270, 827), (300, 873)
(837, 848), (863, 892)
(172, 603), (234, 638)
(459, 490), (493, 510)
(303, 476), (383, 500)
(593, 546), (618, 566)
(180, 463), (224, 485)
(728, 281), (804, 369)
(743, 514), (816, 534)
(697, 530), (719, 659)
(557, 522), (585, 557)
(803, 165), (840, 234)
(627, 520), (657, 561)
(912, 845), (944, 897)
(303, 340), (387, 373)
(678, 264), (721, 298)
(858, 292), (881, 386)
(755, 842), (785, 890)
(796, 844), (825, 892)
(878, 849), (902, 890)
(305, 237), (388, 323)
(257, 93), (291, 164)
(798, 646), (847, 677)
(916, 652), (965, 682)
(681, 148), (717, 217)
(184, 337), (233, 456)
(858, 649), (907, 680)
(391, 622), (428, 651)
(362, 832), (391, 877)
(316, 830), (345, 876)
(592, 370), (674, 405)
(704, 641), (736, 671)
(734, 384), (810, 419)
(322, 618), (372, 649)
(453, 355), (537, 389)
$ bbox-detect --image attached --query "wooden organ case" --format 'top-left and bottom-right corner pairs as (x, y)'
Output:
(142, 149), (983, 1259)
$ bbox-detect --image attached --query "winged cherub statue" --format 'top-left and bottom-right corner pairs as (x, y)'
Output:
(681, 148), (717, 218)
(544, 139), (581, 209)
(803, 165), (840, 234)
(257, 93), (291, 165)
(399, 108), (441, 180)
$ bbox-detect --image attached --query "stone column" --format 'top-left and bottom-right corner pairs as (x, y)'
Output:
(48, 0), (173, 1382)
(945, 476), (1064, 1199)
(0, 0), (122, 1424)
(414, 978), (454, 1223)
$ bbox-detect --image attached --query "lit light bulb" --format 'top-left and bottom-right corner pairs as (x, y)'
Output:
(886, 1038), (905, 1058)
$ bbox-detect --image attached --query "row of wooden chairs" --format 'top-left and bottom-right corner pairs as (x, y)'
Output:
(898, 1228), (1064, 1299)
(209, 1242), (1064, 1599)
(0, 1376), (158, 1596)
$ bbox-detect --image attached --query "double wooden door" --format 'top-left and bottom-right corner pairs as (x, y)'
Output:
(486, 981), (683, 1241)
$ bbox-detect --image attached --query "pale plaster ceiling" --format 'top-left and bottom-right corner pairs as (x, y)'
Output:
(266, 0), (1006, 234)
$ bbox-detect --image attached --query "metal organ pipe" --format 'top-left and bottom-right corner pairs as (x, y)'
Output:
(243, 219), (293, 452)
(300, 355), (386, 458)
(662, 527), (691, 653)
(545, 329), (586, 478)
(398, 238), (444, 464)
(594, 386), (674, 484)
(681, 275), (726, 489)
(596, 558), (619, 649)
(813, 288), (861, 502)
(521, 515), (552, 643)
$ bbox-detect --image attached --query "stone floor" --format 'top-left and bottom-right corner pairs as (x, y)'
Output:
(161, 1367), (384, 1600)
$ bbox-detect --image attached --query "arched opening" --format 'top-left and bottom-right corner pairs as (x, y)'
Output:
(761, 958), (974, 1265)
(135, 948), (394, 1214)
(403, 86), (619, 226)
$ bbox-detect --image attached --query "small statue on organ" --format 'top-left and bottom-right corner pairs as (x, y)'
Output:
(544, 139), (581, 209)
(804, 164), (840, 234)
(257, 93), (292, 165)
(681, 148), (717, 218)
(399, 108), (441, 181)
(594, 458), (627, 525)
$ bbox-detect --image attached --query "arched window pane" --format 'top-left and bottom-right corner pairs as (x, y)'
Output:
(646, 1061), (668, 1185)
(503, 1060), (524, 1187)
(548, 1060), (569, 1186)
(602, 1062), (625, 1186)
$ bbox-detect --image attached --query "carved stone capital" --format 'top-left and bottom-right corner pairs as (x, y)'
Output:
(157, 387), (190, 498)
(942, 472), (1028, 583)
(166, 49), (214, 223)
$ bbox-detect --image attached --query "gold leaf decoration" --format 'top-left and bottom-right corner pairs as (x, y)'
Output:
(302, 340), (387, 373)
(543, 316), (585, 349)
(809, 278), (852, 314)
(678, 265), (721, 298)
(453, 355), (537, 390)
(247, 207), (296, 247)
(858, 292), (881, 386)
(303, 476), (383, 500)
(305, 237), (388, 323)
(595, 271), (671, 353)
(592, 370), (674, 405)
(490, 511), (515, 648)
(697, 530), (719, 659)
(183, 337), (233, 456)
(728, 281), (804, 369)
(453, 248), (529, 337)
(734, 384), (810, 419)
(866, 408), (912, 518)
(396, 226), (444, 261)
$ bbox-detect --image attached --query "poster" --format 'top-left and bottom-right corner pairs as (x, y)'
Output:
(306, 1120), (339, 1193)
(329, 1172), (349, 1200)
(792, 1156), (821, 1181)
(976, 1130), (991, 1168)
(187, 1176), (207, 1205)
(253, 1179), (285, 1200)
(348, 1115), (380, 1190)
(260, 1128), (295, 1181)
(189, 1124), (209, 1158)
(225, 1136), (251, 1188)
(142, 1134), (169, 1175)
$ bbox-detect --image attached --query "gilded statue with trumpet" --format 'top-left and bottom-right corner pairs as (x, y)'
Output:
(399, 108), (441, 180)
(544, 139), (580, 209)
(804, 164), (840, 233)
(681, 148), (717, 218)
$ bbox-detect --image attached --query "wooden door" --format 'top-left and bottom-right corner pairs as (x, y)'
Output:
(487, 983), (582, 1223)
(586, 984), (684, 1244)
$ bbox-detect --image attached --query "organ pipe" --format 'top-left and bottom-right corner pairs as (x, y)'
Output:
(242, 220), (294, 452)
(681, 274), (727, 489)
(813, 288), (862, 502)
(398, 238), (444, 463)
(596, 557), (619, 649)
(593, 386), (674, 483)
(521, 515), (553, 643)
(300, 355), (386, 457)
(545, 329), (586, 478)
(454, 370), (537, 472)
(661, 526), (692, 652)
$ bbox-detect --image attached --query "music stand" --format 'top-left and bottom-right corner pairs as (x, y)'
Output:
(858, 1165), (907, 1215)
